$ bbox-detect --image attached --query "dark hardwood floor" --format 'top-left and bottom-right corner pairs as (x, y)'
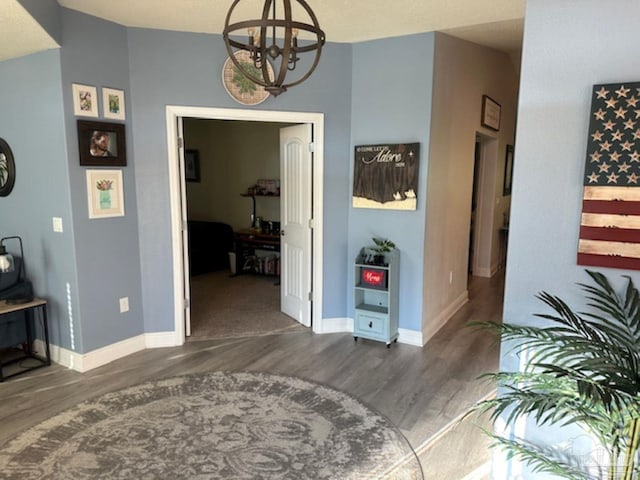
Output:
(0, 273), (504, 478)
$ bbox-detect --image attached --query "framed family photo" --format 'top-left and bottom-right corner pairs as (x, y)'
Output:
(77, 120), (126, 166)
(102, 87), (126, 120)
(86, 169), (125, 219)
(72, 83), (99, 117)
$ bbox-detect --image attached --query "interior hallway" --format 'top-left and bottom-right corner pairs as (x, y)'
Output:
(0, 272), (504, 478)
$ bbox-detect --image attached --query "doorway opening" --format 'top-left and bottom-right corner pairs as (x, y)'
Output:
(468, 133), (500, 280)
(165, 107), (325, 345)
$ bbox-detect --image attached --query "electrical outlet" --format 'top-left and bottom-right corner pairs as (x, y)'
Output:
(52, 217), (63, 233)
(119, 297), (129, 313)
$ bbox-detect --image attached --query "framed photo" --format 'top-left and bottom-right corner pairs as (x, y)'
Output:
(102, 87), (125, 120)
(72, 83), (99, 117)
(503, 144), (514, 196)
(185, 149), (200, 182)
(481, 95), (501, 131)
(77, 120), (126, 166)
(86, 169), (125, 219)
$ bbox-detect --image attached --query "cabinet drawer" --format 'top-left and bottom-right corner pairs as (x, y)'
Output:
(355, 311), (388, 337)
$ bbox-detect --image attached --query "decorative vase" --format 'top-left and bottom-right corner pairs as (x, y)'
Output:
(99, 189), (111, 209)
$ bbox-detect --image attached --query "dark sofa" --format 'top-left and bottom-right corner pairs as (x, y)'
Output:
(187, 221), (234, 276)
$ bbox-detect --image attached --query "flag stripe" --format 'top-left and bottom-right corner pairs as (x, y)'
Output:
(579, 226), (640, 243)
(584, 186), (640, 201)
(582, 199), (640, 215)
(578, 253), (640, 270)
(578, 239), (640, 259)
(581, 213), (640, 229)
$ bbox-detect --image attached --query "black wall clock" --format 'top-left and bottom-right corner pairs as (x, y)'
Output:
(0, 137), (15, 197)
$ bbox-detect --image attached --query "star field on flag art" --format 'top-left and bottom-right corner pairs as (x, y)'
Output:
(584, 83), (640, 186)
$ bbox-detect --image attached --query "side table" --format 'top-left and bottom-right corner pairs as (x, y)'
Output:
(0, 298), (51, 381)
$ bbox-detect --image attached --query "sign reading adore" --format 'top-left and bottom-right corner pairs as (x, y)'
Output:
(0, 138), (15, 197)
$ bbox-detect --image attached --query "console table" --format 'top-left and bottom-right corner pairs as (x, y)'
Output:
(0, 298), (51, 381)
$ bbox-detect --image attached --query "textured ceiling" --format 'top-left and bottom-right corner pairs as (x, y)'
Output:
(0, 0), (526, 63)
(0, 0), (59, 62)
(56, 0), (525, 46)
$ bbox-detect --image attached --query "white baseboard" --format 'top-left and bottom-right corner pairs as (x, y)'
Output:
(315, 318), (423, 347)
(314, 317), (353, 334)
(398, 328), (424, 346)
(422, 290), (469, 343)
(42, 331), (178, 373)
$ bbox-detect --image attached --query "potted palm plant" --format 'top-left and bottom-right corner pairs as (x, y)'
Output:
(472, 270), (640, 479)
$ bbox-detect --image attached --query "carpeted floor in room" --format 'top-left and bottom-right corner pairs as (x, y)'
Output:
(188, 270), (306, 340)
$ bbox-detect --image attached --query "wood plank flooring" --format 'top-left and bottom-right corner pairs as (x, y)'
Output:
(0, 273), (504, 478)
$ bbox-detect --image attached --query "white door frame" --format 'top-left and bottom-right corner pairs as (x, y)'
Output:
(471, 133), (498, 277)
(165, 106), (324, 344)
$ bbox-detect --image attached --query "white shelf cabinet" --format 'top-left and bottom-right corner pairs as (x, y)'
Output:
(353, 248), (399, 347)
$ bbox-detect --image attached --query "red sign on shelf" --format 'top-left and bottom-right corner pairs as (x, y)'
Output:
(361, 268), (387, 288)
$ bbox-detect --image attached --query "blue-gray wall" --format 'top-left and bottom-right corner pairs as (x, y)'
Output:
(59, 9), (143, 352)
(126, 28), (352, 330)
(501, 0), (640, 476)
(349, 34), (435, 331)
(0, 49), (80, 351)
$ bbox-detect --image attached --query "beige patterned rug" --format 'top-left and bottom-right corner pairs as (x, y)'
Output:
(0, 371), (423, 479)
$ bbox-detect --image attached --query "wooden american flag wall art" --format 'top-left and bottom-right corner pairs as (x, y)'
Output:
(578, 81), (640, 270)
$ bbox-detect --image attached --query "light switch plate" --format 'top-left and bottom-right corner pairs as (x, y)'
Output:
(119, 297), (129, 313)
(52, 217), (63, 232)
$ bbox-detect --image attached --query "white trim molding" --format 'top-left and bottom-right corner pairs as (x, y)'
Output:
(316, 317), (353, 333)
(398, 328), (424, 347)
(41, 332), (178, 373)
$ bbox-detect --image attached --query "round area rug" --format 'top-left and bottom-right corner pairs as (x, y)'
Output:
(0, 371), (423, 479)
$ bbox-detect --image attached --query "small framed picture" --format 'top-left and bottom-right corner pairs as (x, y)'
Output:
(503, 144), (514, 196)
(72, 83), (99, 117)
(102, 87), (126, 120)
(481, 95), (501, 131)
(185, 149), (200, 182)
(77, 120), (126, 166)
(86, 169), (125, 219)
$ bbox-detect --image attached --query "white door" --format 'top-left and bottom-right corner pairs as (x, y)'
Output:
(280, 124), (313, 327)
(178, 118), (192, 336)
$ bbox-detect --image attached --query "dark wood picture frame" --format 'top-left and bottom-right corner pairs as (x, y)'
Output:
(77, 120), (126, 166)
(0, 137), (16, 197)
(185, 149), (200, 182)
(503, 144), (514, 196)
(481, 95), (501, 131)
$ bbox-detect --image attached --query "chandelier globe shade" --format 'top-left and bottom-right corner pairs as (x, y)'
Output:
(222, 0), (325, 96)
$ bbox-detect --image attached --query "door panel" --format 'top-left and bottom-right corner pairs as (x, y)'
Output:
(280, 124), (312, 327)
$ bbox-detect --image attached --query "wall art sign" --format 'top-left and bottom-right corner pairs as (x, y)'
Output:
(72, 83), (99, 117)
(77, 120), (126, 166)
(577, 81), (640, 270)
(481, 95), (501, 131)
(86, 169), (125, 219)
(353, 143), (420, 210)
(0, 137), (15, 197)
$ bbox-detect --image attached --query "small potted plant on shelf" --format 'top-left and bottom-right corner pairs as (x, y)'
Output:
(367, 237), (395, 265)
